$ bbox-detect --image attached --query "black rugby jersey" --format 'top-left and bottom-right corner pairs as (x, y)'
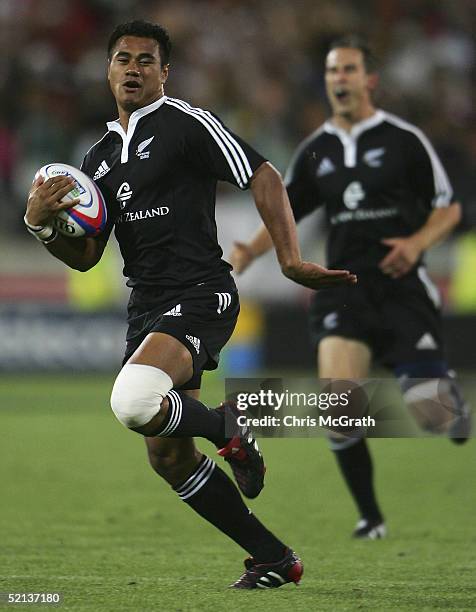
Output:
(81, 96), (266, 288)
(285, 110), (453, 271)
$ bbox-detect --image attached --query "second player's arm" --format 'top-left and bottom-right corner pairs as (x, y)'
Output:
(247, 162), (356, 289)
(379, 202), (461, 278)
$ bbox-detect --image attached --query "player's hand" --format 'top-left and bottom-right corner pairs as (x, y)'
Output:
(282, 261), (357, 290)
(229, 241), (255, 275)
(379, 237), (423, 278)
(26, 175), (79, 226)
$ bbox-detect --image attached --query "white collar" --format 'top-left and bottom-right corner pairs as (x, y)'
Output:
(323, 110), (386, 168)
(107, 95), (166, 163)
(324, 110), (386, 140)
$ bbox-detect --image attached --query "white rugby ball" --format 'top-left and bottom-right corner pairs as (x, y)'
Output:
(36, 163), (107, 238)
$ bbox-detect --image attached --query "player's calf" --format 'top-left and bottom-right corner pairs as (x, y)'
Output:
(144, 436), (202, 486)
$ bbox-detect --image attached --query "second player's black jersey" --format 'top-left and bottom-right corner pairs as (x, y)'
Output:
(285, 110), (454, 271)
(81, 95), (266, 288)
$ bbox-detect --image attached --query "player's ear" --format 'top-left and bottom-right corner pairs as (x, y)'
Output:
(161, 63), (169, 84)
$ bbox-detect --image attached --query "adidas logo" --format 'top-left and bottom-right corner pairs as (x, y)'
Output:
(136, 136), (154, 159)
(163, 304), (182, 317)
(186, 335), (201, 354)
(93, 160), (110, 180)
(416, 333), (438, 350)
(316, 157), (335, 177)
(215, 292), (232, 314)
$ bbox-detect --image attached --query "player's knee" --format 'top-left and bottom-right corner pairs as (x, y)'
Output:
(110, 363), (173, 429)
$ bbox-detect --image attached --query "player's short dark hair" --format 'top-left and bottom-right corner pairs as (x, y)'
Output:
(108, 20), (172, 65)
(329, 35), (378, 73)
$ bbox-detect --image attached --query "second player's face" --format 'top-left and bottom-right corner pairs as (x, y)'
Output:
(108, 36), (168, 113)
(325, 48), (374, 119)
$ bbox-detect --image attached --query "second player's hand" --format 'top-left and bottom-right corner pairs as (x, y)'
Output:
(26, 176), (80, 227)
(229, 241), (255, 275)
(379, 237), (422, 278)
(283, 261), (357, 290)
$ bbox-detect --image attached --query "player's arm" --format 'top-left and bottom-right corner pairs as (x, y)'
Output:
(248, 162), (356, 290)
(231, 139), (325, 278)
(25, 175), (107, 271)
(229, 224), (273, 275)
(183, 110), (353, 288)
(379, 130), (460, 279)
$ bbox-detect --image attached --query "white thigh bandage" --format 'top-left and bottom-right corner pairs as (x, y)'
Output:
(110, 364), (173, 428)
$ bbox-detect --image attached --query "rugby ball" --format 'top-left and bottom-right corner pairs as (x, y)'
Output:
(36, 163), (107, 237)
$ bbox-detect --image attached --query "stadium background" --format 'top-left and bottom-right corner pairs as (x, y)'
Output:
(0, 1), (475, 610)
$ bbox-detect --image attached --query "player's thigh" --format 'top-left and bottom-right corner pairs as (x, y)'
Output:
(318, 336), (372, 378)
(128, 331), (193, 388)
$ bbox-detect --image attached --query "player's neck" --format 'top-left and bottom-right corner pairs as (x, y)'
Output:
(116, 91), (165, 131)
(332, 104), (377, 133)
(118, 111), (131, 131)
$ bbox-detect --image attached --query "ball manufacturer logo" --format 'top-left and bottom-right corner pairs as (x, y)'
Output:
(50, 169), (87, 197)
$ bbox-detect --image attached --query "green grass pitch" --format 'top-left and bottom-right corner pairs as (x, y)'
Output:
(1, 374), (475, 611)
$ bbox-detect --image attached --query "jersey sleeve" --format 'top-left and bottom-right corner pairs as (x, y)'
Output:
(405, 129), (454, 209)
(284, 143), (319, 222)
(80, 152), (116, 241)
(181, 107), (267, 190)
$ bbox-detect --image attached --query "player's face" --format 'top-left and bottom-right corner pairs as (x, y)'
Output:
(325, 48), (375, 119)
(108, 36), (169, 113)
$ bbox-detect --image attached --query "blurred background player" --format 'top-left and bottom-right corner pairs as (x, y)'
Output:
(230, 34), (471, 539)
(23, 20), (358, 588)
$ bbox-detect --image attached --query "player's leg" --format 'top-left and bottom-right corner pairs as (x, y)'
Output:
(111, 330), (265, 498)
(319, 336), (386, 538)
(389, 269), (471, 443)
(144, 391), (302, 588)
(395, 363), (471, 443)
(111, 331), (230, 441)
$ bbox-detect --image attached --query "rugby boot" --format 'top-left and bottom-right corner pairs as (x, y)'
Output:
(352, 518), (387, 539)
(216, 401), (265, 499)
(231, 549), (303, 589)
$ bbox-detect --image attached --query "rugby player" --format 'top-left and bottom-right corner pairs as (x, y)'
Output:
(231, 35), (471, 540)
(24, 20), (357, 587)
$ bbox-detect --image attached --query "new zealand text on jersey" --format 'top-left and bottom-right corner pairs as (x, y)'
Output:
(117, 206), (170, 223)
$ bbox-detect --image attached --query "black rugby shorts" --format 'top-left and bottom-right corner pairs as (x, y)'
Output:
(123, 274), (239, 390)
(309, 267), (445, 368)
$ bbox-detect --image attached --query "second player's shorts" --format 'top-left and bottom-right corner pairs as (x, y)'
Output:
(309, 266), (445, 368)
(123, 273), (240, 389)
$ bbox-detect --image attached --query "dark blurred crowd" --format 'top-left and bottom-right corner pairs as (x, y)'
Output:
(1, 0), (475, 232)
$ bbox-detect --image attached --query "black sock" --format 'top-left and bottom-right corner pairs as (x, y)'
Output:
(174, 455), (287, 563)
(157, 390), (227, 447)
(332, 438), (383, 523)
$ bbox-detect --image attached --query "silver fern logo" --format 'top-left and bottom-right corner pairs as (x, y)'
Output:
(136, 136), (155, 159)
